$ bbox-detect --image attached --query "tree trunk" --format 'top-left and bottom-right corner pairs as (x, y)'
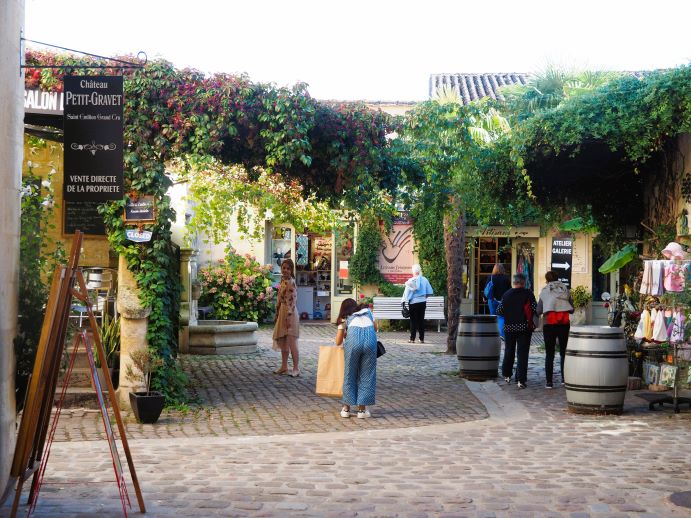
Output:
(444, 198), (466, 354)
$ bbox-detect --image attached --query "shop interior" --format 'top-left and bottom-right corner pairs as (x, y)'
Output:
(269, 227), (336, 321)
(470, 237), (536, 314)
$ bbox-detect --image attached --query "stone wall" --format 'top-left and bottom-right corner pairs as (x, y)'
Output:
(0, 0), (24, 497)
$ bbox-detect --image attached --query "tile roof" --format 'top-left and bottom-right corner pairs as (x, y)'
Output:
(429, 73), (530, 104)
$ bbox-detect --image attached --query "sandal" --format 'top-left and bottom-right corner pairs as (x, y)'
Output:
(273, 367), (288, 375)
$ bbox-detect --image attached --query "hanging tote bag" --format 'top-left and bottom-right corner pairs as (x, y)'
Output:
(376, 340), (386, 358)
(315, 345), (345, 398)
(483, 278), (495, 300)
(401, 302), (410, 318)
(523, 297), (538, 331)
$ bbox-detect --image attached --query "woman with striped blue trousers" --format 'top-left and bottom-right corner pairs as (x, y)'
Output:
(335, 298), (378, 419)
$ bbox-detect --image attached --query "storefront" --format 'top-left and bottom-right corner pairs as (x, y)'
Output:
(462, 226), (600, 320)
(263, 224), (356, 322)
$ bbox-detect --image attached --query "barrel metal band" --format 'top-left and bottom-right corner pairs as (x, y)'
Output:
(564, 383), (627, 393)
(570, 332), (624, 339)
(458, 355), (500, 361)
(566, 350), (627, 358)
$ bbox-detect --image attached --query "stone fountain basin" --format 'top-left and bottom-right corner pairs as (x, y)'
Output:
(188, 320), (258, 355)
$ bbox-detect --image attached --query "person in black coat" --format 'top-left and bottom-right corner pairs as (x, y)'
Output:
(496, 273), (537, 389)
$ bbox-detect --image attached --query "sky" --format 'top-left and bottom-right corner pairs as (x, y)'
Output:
(25, 0), (691, 101)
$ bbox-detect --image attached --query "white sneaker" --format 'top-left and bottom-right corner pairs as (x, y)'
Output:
(504, 377), (511, 384)
(340, 407), (350, 418)
(357, 409), (371, 419)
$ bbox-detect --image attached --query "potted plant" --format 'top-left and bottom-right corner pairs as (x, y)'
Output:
(94, 313), (120, 390)
(570, 286), (592, 325)
(125, 349), (165, 424)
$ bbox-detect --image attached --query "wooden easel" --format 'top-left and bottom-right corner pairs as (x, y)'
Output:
(5, 231), (146, 516)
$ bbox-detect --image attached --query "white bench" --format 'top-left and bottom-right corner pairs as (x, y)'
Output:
(372, 296), (446, 332)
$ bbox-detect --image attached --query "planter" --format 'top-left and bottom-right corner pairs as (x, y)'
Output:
(129, 391), (165, 424)
(188, 320), (259, 355)
(571, 307), (587, 325)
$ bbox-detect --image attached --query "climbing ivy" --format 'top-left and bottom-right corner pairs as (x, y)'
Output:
(511, 66), (691, 232)
(349, 213), (387, 287)
(410, 200), (447, 296)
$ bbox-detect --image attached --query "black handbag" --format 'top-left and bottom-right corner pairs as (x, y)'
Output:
(401, 302), (410, 318)
(376, 340), (386, 358)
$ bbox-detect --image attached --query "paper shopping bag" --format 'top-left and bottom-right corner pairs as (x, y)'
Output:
(315, 345), (344, 398)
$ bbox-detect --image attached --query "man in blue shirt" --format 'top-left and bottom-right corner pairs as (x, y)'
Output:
(402, 264), (434, 343)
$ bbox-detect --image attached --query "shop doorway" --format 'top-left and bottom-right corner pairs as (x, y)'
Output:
(295, 233), (332, 321)
(475, 237), (511, 314)
(268, 226), (334, 321)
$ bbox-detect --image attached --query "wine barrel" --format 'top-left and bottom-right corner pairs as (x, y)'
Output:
(564, 325), (628, 415)
(457, 315), (500, 381)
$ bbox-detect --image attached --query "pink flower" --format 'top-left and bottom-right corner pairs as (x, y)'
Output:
(247, 291), (254, 299)
(232, 284), (240, 292)
(239, 306), (244, 312)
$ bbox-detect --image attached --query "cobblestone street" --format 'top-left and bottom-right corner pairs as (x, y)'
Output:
(4, 324), (691, 517)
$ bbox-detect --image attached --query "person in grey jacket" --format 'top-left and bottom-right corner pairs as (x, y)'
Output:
(536, 271), (574, 388)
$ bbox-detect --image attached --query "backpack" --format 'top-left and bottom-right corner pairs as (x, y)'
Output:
(483, 279), (495, 301)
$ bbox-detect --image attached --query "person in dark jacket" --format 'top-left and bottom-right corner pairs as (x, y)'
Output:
(486, 263), (511, 338)
(496, 273), (537, 389)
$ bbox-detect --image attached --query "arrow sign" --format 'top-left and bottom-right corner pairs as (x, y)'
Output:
(551, 238), (573, 288)
(551, 262), (570, 270)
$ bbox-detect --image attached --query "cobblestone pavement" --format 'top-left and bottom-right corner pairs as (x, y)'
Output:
(5, 325), (691, 517)
(52, 324), (487, 441)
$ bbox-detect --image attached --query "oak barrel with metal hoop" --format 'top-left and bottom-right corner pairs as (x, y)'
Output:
(456, 315), (500, 380)
(564, 325), (628, 415)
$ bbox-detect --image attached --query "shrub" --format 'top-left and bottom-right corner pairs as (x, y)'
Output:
(198, 247), (276, 322)
(570, 285), (592, 309)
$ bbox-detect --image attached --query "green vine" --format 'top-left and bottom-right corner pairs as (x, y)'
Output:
(512, 66), (691, 232)
(349, 213), (387, 287)
(15, 155), (65, 409)
(411, 200), (447, 296)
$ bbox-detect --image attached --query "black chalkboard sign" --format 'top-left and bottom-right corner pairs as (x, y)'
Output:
(124, 195), (156, 223)
(63, 200), (107, 236)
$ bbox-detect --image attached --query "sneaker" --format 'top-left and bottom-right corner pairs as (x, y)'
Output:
(357, 409), (371, 419)
(545, 383), (553, 389)
(561, 381), (566, 387)
(419, 340), (425, 344)
(340, 407), (350, 418)
(517, 382), (526, 389)
(504, 377), (511, 384)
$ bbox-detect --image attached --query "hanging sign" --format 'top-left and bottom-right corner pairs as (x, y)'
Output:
(63, 75), (124, 201)
(124, 195), (156, 223)
(126, 229), (153, 243)
(551, 237), (573, 288)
